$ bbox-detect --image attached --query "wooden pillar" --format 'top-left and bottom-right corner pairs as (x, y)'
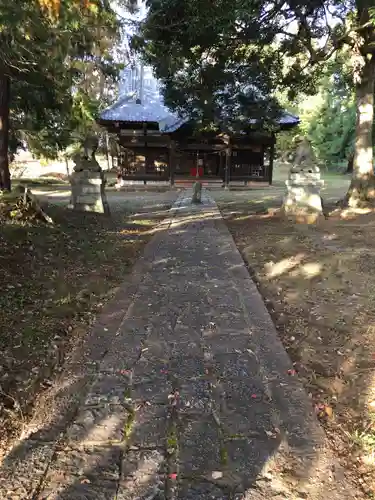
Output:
(224, 143), (231, 189)
(269, 134), (275, 185)
(105, 132), (110, 171)
(169, 139), (175, 186)
(218, 150), (223, 178)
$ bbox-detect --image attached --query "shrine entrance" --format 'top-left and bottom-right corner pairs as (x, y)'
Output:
(174, 150), (223, 179)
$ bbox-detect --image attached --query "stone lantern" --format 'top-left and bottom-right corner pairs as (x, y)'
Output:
(68, 136), (109, 214)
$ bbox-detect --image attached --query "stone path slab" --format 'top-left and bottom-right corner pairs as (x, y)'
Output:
(0, 190), (362, 499)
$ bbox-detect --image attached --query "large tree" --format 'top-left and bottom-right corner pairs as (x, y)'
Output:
(0, 0), (125, 191)
(133, 0), (288, 131)
(134, 0), (375, 206)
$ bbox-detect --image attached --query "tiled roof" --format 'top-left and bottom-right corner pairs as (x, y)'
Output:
(278, 111), (300, 126)
(100, 96), (299, 130)
(99, 79), (299, 132)
(99, 87), (186, 133)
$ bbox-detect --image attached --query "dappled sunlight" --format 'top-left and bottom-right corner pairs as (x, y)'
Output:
(349, 366), (375, 470)
(4, 186), (372, 498)
(322, 232), (338, 241)
(355, 99), (374, 175)
(128, 218), (155, 226)
(233, 212), (270, 221)
(364, 370), (375, 415)
(297, 262), (323, 279)
(339, 207), (374, 219)
(33, 188), (71, 198)
(264, 253), (305, 279)
(232, 214), (254, 221)
(166, 212), (221, 229)
(16, 374), (84, 445)
(0, 191), (178, 456)
(82, 413), (125, 444)
(223, 191), (375, 495)
(120, 450), (164, 495)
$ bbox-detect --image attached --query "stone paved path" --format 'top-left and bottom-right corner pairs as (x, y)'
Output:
(0, 190), (362, 499)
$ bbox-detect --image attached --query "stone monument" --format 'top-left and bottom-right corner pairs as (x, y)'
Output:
(282, 138), (324, 223)
(69, 136), (109, 214)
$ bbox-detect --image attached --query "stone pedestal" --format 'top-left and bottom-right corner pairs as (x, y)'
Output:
(282, 166), (324, 223)
(69, 169), (109, 214)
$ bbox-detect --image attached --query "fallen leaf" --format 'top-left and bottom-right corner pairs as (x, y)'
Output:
(324, 405), (333, 418)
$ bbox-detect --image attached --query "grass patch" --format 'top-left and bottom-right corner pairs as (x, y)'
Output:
(124, 407), (136, 441)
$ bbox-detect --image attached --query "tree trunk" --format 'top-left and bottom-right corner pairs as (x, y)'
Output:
(345, 55), (375, 207)
(0, 73), (11, 191)
(346, 152), (354, 174)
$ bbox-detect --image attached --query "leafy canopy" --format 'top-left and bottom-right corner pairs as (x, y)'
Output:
(0, 0), (129, 159)
(133, 0), (373, 132)
(276, 49), (357, 167)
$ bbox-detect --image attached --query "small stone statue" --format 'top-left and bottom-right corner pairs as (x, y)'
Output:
(83, 135), (99, 159)
(191, 181), (202, 204)
(73, 135), (101, 173)
(294, 137), (315, 168)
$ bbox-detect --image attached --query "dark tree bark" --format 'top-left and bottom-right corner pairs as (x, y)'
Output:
(0, 73), (11, 191)
(346, 152), (354, 174)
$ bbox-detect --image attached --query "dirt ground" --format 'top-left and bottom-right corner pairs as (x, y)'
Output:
(214, 166), (375, 497)
(0, 190), (177, 455)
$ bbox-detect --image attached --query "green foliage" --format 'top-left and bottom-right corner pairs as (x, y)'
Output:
(307, 90), (355, 167)
(0, 0), (127, 161)
(273, 89), (303, 161)
(134, 1), (362, 131)
(306, 53), (356, 166)
(133, 0), (290, 132)
(274, 50), (357, 168)
(134, 0), (375, 183)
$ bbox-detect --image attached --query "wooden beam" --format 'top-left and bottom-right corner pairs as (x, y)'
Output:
(219, 151), (224, 180)
(224, 142), (231, 188)
(119, 175), (169, 181)
(119, 141), (170, 149)
(178, 143), (226, 151)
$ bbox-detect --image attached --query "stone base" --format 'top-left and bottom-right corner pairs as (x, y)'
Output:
(282, 210), (323, 224)
(282, 180), (324, 224)
(69, 170), (109, 214)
